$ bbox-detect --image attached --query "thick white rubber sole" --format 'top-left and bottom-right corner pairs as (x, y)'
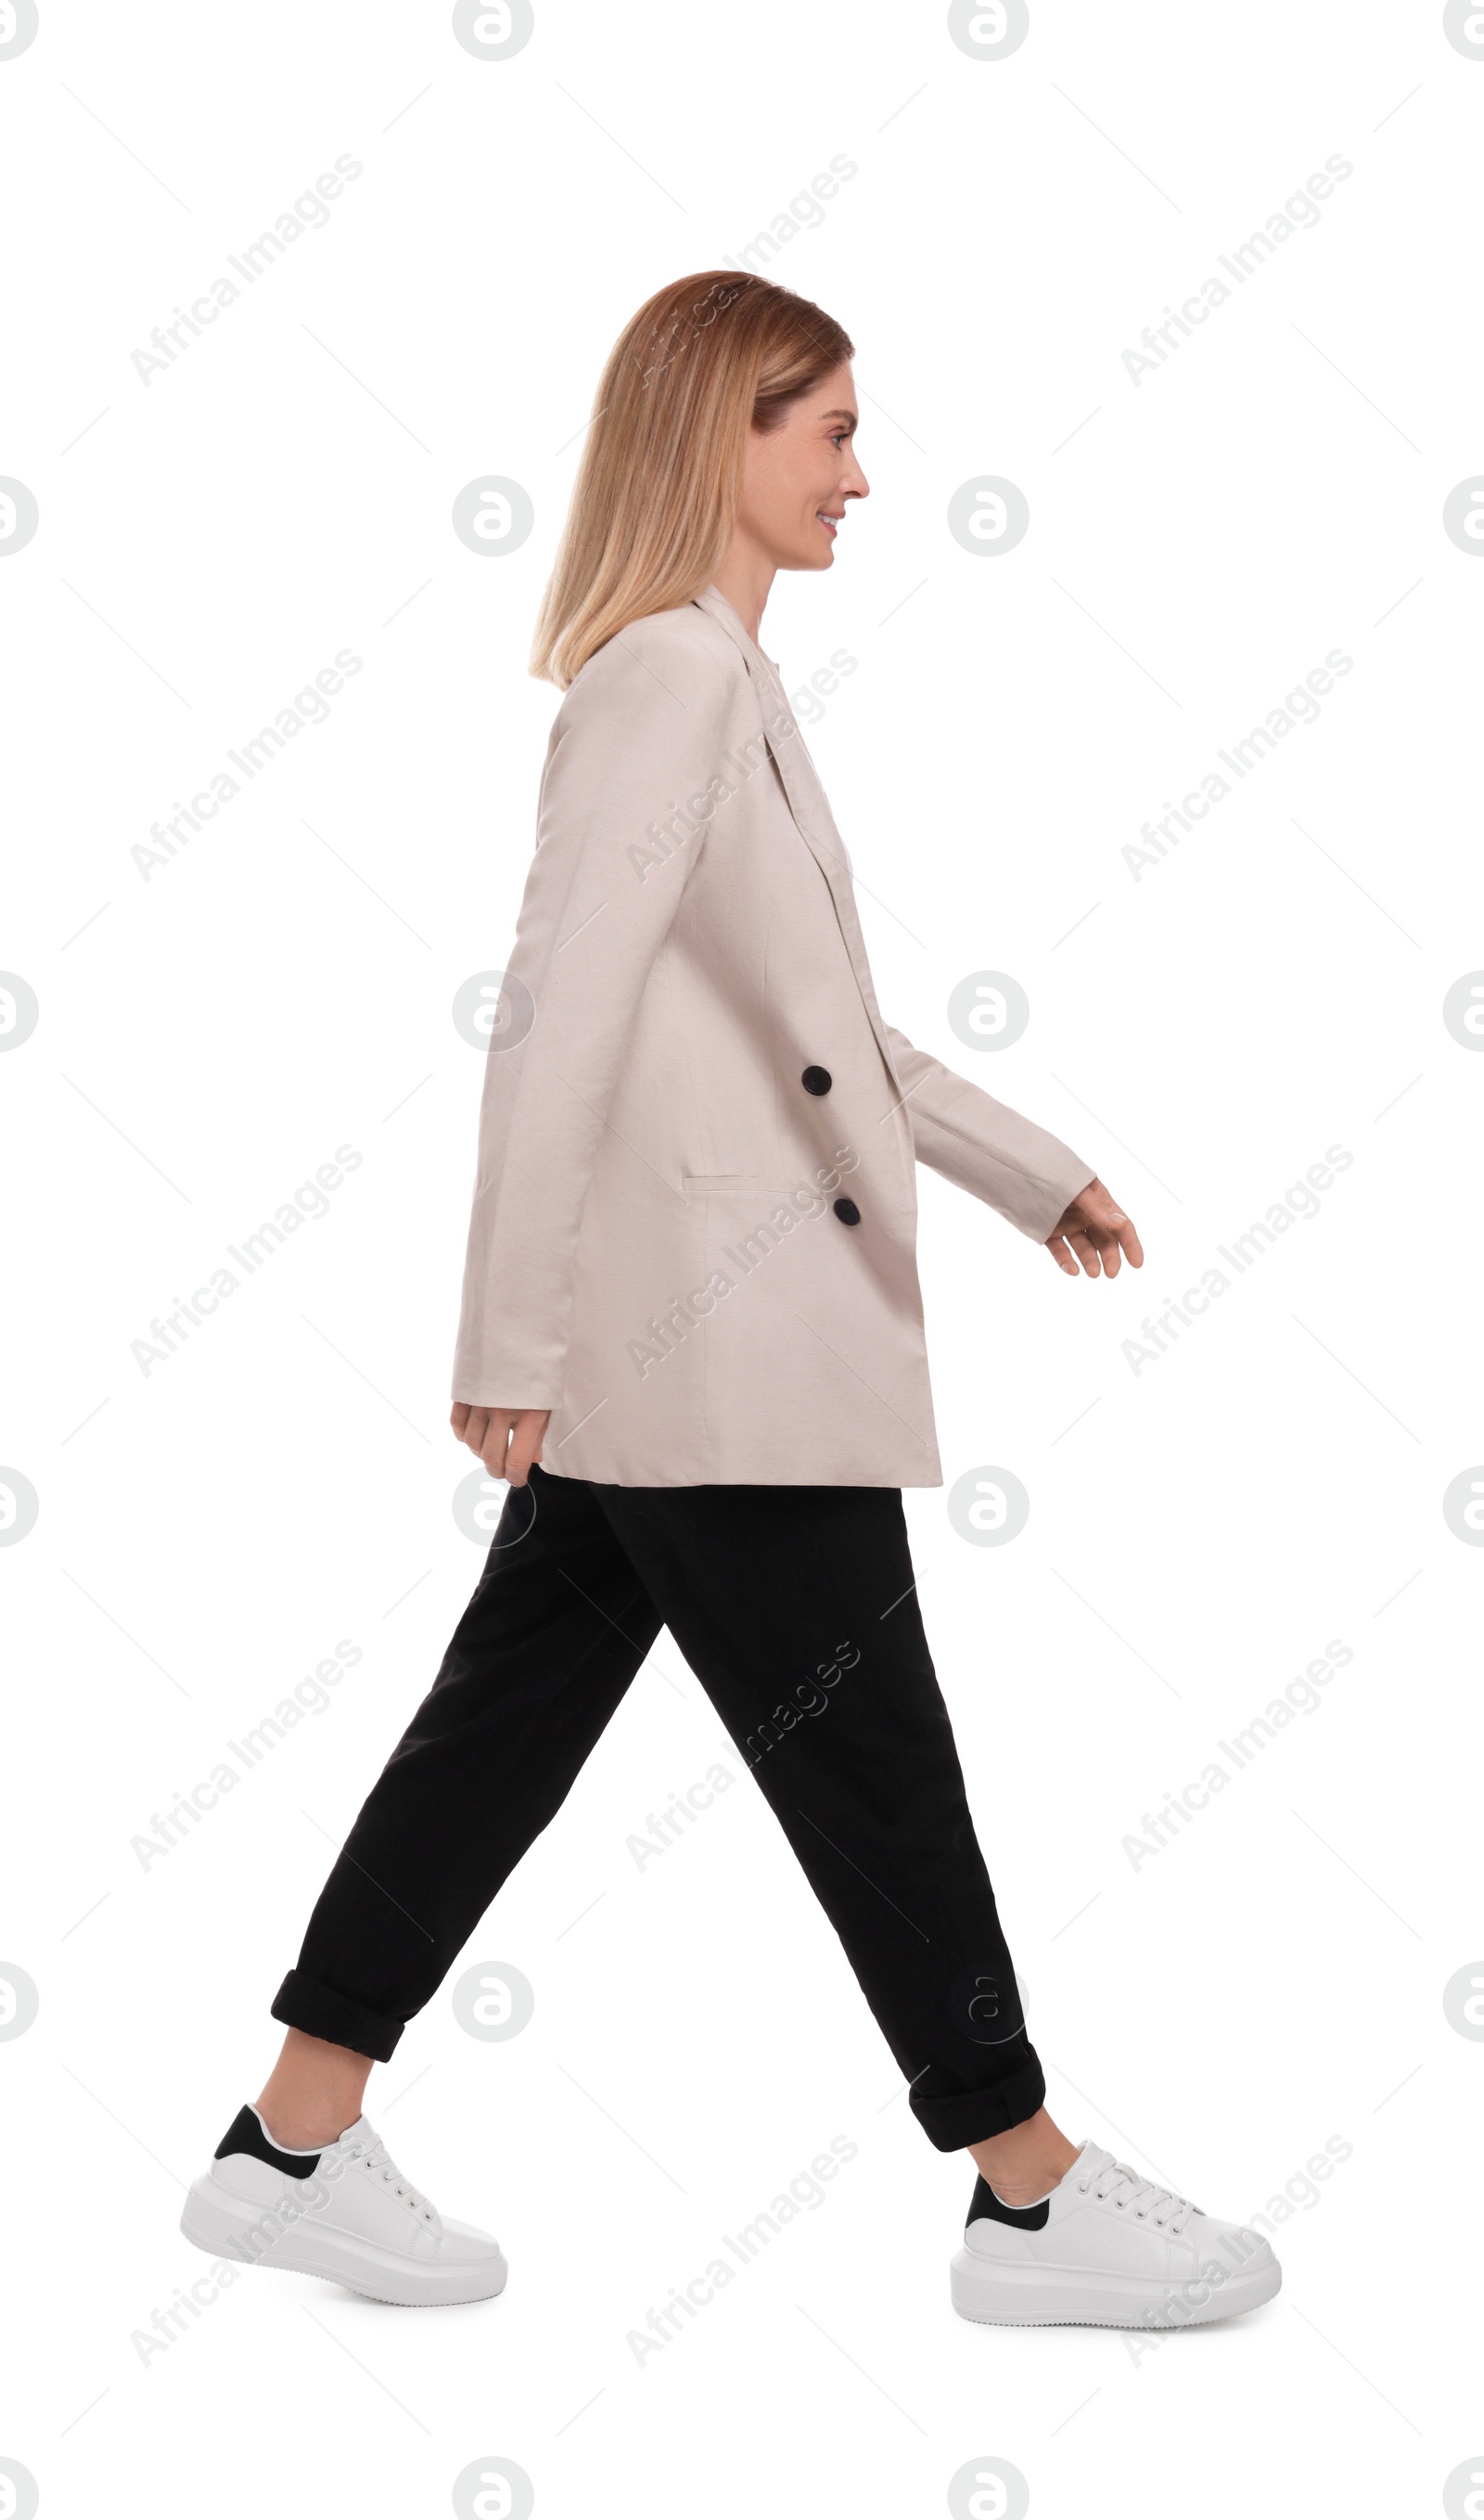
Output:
(180, 2172), (508, 2308)
(950, 2244), (1281, 2330)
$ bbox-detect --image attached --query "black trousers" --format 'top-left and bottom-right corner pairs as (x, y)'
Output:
(273, 1465), (1043, 2151)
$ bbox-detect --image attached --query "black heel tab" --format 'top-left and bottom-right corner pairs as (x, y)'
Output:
(214, 2104), (323, 2180)
(966, 2170), (1050, 2232)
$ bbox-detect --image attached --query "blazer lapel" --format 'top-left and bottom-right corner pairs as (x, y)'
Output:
(689, 584), (902, 1086)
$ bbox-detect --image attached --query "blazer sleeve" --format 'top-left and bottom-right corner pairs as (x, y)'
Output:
(452, 622), (733, 1411)
(883, 1023), (1097, 1243)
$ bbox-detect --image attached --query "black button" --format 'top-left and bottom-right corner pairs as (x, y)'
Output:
(801, 1065), (832, 1096)
(833, 1197), (861, 1227)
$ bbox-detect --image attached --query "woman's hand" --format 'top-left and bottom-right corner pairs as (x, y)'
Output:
(1044, 1178), (1144, 1280)
(450, 1403), (551, 1486)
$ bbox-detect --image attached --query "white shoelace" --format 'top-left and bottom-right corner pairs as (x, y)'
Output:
(342, 2128), (438, 2227)
(1080, 2155), (1196, 2234)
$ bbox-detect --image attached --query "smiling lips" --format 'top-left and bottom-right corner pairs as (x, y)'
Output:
(816, 510), (843, 535)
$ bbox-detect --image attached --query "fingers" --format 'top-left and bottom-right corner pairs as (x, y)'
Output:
(451, 1403), (548, 1484)
(1093, 1221), (1125, 1279)
(1046, 1209), (1142, 1278)
(471, 1408), (550, 1486)
(1056, 1180), (1145, 1277)
(513, 1410), (551, 1482)
(452, 1402), (493, 1459)
(1047, 1216), (1106, 1277)
(1113, 1213), (1145, 1268)
(1086, 1183), (1144, 1271)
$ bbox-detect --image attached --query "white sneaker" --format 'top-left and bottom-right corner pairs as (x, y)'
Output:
(180, 2104), (508, 2307)
(950, 2137), (1280, 2329)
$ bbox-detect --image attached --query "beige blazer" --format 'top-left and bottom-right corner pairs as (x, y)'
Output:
(452, 582), (1094, 1487)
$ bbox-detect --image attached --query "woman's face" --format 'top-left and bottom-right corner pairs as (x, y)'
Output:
(736, 362), (869, 573)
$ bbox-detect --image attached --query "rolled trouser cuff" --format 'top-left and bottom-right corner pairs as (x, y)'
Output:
(270, 1968), (405, 2064)
(910, 2051), (1046, 2152)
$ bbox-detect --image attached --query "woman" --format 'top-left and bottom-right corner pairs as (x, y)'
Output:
(182, 273), (1280, 2331)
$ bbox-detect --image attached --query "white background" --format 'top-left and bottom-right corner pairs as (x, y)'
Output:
(3, 2), (1481, 2513)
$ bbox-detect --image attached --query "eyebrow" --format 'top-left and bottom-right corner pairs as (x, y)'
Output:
(819, 409), (857, 426)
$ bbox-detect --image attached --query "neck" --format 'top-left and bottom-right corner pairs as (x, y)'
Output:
(710, 540), (776, 647)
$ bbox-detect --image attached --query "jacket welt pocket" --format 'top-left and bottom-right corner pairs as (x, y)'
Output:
(682, 1173), (765, 1194)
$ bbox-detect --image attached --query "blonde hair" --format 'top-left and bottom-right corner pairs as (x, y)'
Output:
(530, 271), (853, 689)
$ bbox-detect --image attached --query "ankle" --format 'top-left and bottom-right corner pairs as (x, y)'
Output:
(979, 2164), (1065, 2207)
(253, 2029), (371, 2151)
(254, 2098), (359, 2151)
(968, 2109), (1081, 2207)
